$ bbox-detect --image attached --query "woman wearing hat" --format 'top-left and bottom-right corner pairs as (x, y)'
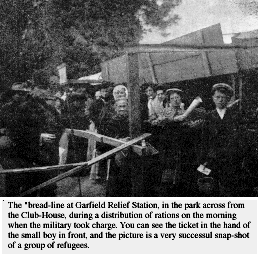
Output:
(112, 84), (128, 101)
(200, 83), (245, 196)
(164, 88), (185, 121)
(159, 88), (186, 191)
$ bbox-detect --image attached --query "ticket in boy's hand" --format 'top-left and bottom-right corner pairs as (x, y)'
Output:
(197, 164), (211, 175)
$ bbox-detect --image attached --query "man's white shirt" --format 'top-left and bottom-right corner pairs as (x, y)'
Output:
(216, 108), (227, 119)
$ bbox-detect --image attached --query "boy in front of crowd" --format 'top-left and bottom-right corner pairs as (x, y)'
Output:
(200, 83), (245, 196)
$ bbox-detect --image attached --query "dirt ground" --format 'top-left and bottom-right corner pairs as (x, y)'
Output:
(56, 175), (106, 197)
(0, 171), (106, 197)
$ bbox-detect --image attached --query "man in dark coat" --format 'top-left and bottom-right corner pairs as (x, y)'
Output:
(101, 98), (136, 197)
(89, 83), (109, 129)
(63, 93), (90, 164)
(89, 84), (115, 179)
(32, 95), (64, 196)
(200, 83), (245, 196)
(0, 85), (47, 196)
(39, 96), (64, 166)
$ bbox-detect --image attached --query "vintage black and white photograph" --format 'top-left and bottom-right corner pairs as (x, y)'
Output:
(0, 0), (258, 197)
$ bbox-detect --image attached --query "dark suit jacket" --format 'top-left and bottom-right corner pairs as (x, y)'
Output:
(200, 108), (243, 166)
(89, 98), (106, 127)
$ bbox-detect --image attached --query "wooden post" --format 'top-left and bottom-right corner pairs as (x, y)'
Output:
(126, 52), (144, 196)
(101, 61), (110, 81)
(200, 31), (212, 77)
(238, 73), (243, 111)
(0, 170), (5, 196)
(146, 53), (158, 83)
(201, 52), (212, 76)
(126, 53), (141, 138)
(230, 74), (236, 102)
(234, 47), (243, 111)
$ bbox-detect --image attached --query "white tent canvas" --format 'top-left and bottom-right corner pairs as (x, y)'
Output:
(78, 72), (102, 83)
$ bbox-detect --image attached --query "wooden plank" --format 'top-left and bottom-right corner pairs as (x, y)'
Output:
(235, 48), (258, 70)
(69, 79), (103, 84)
(101, 62), (110, 81)
(201, 52), (211, 76)
(59, 131), (68, 165)
(102, 137), (145, 156)
(19, 133), (151, 196)
(127, 53), (141, 138)
(127, 45), (239, 80)
(66, 129), (145, 155)
(65, 129), (103, 143)
(238, 73), (243, 111)
(207, 51), (238, 75)
(149, 52), (200, 66)
(230, 74), (236, 102)
(126, 53), (143, 196)
(153, 54), (205, 83)
(125, 44), (251, 54)
(146, 53), (158, 83)
(86, 123), (97, 161)
(0, 161), (90, 175)
(200, 31), (212, 77)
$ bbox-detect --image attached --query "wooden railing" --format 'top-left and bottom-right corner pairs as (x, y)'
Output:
(0, 131), (151, 197)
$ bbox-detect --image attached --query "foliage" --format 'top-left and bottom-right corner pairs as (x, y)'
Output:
(231, 0), (258, 16)
(0, 0), (182, 88)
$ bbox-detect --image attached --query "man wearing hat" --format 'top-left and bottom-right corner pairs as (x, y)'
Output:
(200, 83), (244, 196)
(102, 98), (140, 197)
(0, 83), (30, 104)
(62, 92), (90, 164)
(88, 82), (113, 179)
(0, 83), (47, 196)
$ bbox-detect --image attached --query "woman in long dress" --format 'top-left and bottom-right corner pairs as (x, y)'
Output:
(159, 88), (186, 196)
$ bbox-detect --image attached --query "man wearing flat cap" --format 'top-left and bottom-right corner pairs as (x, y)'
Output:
(200, 83), (245, 196)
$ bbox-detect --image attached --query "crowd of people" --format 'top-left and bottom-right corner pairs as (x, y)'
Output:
(0, 80), (257, 197)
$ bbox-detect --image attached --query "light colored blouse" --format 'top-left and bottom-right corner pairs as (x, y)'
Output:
(149, 97), (165, 119)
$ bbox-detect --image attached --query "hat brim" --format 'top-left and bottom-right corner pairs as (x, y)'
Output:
(212, 83), (233, 96)
(166, 88), (183, 94)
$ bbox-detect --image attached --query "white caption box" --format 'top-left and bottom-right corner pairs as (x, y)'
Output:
(1, 200), (257, 254)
